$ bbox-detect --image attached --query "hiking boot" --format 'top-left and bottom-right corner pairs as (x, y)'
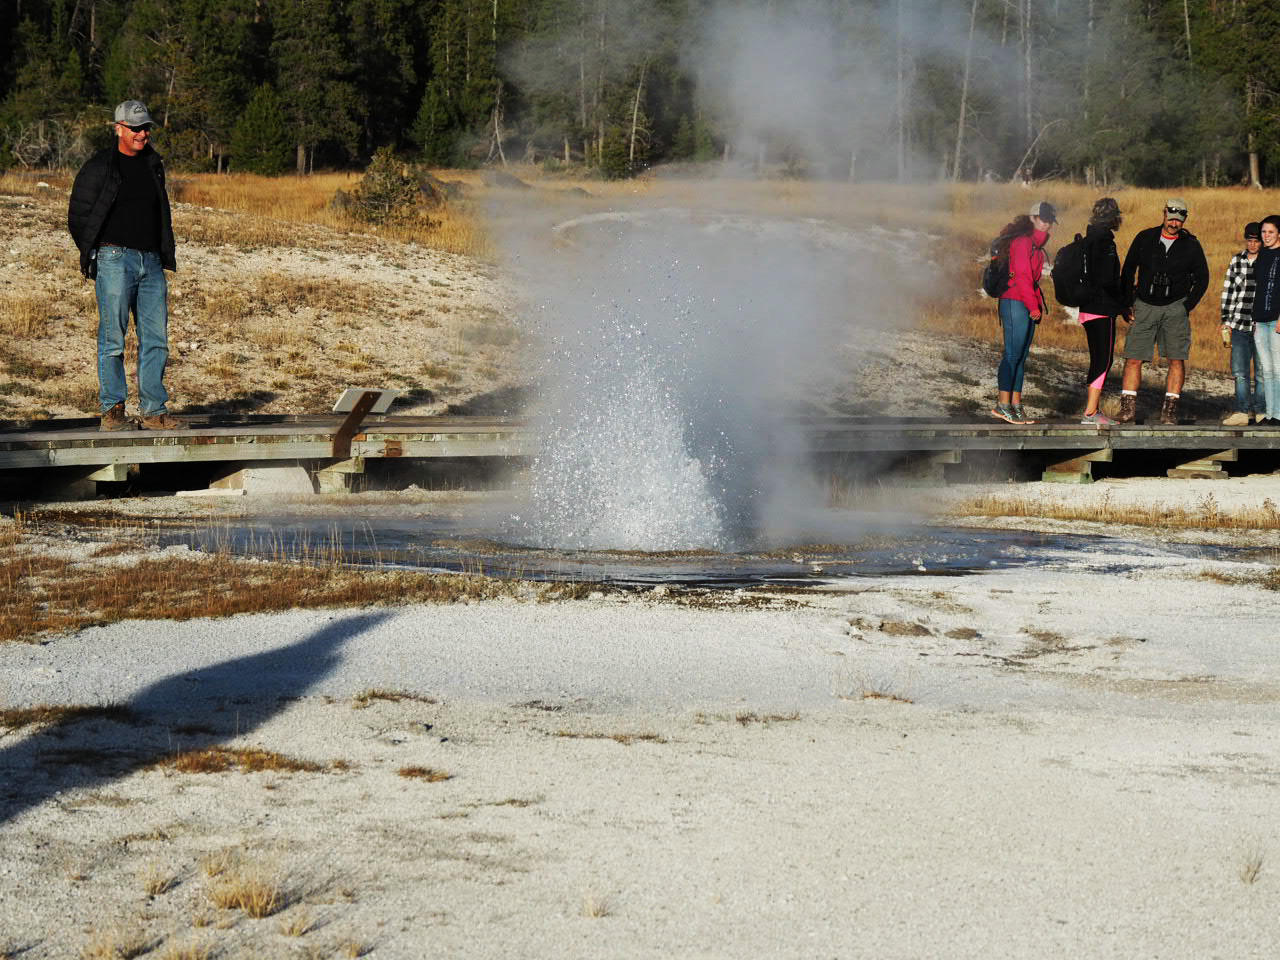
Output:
(99, 402), (133, 432)
(1222, 411), (1250, 427)
(1080, 411), (1114, 426)
(990, 403), (1018, 424)
(1011, 404), (1036, 424)
(139, 412), (188, 431)
(1117, 395), (1137, 423)
(1159, 396), (1179, 425)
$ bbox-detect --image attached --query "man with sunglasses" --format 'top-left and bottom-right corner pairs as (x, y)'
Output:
(68, 99), (185, 431)
(1116, 198), (1209, 424)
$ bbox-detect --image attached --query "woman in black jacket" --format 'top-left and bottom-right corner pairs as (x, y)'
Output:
(1075, 198), (1126, 424)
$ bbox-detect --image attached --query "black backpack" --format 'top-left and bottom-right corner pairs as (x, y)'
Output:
(981, 237), (1011, 298)
(1052, 233), (1090, 307)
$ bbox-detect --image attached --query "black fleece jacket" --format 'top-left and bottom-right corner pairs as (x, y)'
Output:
(1076, 223), (1124, 317)
(67, 145), (175, 278)
(1120, 225), (1209, 312)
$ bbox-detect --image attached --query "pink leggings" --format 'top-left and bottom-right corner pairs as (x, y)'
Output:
(1082, 315), (1116, 391)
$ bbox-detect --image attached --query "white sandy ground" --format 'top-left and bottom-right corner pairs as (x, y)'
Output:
(4, 479), (1280, 957)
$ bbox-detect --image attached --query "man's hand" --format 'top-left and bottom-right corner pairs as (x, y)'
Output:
(1030, 313), (1041, 323)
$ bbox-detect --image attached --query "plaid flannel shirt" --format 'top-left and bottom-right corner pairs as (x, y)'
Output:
(1221, 250), (1257, 332)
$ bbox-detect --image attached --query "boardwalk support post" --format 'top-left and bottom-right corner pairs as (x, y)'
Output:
(1042, 448), (1112, 484)
(1167, 449), (1237, 480)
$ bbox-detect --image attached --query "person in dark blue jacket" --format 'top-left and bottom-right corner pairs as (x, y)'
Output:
(1250, 215), (1280, 423)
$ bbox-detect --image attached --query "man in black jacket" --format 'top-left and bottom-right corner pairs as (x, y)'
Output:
(1116, 198), (1210, 424)
(68, 100), (185, 431)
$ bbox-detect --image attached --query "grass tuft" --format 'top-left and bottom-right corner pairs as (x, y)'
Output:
(1240, 851), (1265, 885)
(0, 703), (135, 732)
(80, 927), (152, 960)
(207, 868), (286, 918)
(555, 731), (667, 746)
(398, 766), (452, 782)
(157, 943), (212, 960)
(163, 747), (325, 775)
(352, 689), (438, 710)
(277, 909), (314, 937)
(581, 892), (612, 918)
(140, 862), (179, 896)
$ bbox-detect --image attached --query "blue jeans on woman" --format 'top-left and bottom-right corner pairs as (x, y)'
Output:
(94, 246), (170, 415)
(1231, 328), (1262, 414)
(997, 297), (1036, 393)
(1254, 320), (1280, 420)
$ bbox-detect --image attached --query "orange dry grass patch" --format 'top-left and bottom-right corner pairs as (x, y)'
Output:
(0, 702), (135, 731)
(171, 171), (489, 257)
(162, 747), (326, 774)
(397, 766), (452, 782)
(0, 539), (514, 644)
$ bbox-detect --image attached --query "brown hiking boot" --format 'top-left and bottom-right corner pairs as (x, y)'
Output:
(1159, 396), (1179, 425)
(99, 402), (133, 432)
(1117, 395), (1137, 424)
(139, 412), (188, 431)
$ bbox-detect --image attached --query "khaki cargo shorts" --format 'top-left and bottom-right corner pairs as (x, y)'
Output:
(1122, 298), (1191, 361)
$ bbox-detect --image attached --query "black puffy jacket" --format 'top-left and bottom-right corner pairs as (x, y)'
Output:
(67, 145), (176, 278)
(1076, 223), (1124, 317)
(1120, 225), (1209, 311)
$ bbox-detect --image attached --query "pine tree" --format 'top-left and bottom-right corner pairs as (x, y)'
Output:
(230, 83), (292, 175)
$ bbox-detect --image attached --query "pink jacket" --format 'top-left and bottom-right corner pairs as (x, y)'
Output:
(1001, 229), (1049, 316)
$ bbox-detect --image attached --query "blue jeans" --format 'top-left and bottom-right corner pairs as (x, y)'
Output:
(997, 298), (1036, 393)
(1254, 320), (1280, 420)
(95, 246), (169, 415)
(1231, 328), (1262, 414)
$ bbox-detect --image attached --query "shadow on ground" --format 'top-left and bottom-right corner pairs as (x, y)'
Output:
(0, 611), (391, 828)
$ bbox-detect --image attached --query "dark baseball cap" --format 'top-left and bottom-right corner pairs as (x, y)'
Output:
(1245, 221), (1263, 240)
(1029, 200), (1057, 224)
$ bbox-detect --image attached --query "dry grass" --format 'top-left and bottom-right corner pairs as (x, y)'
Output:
(207, 868), (287, 918)
(1240, 850), (1265, 885)
(580, 892), (612, 918)
(157, 943), (211, 960)
(171, 171), (489, 257)
(1197, 569), (1280, 590)
(80, 928), (152, 960)
(397, 765), (452, 782)
(352, 688), (438, 709)
(0, 519), (575, 643)
(950, 491), (1280, 531)
(0, 702), (135, 731)
(140, 862), (179, 896)
(278, 909), (314, 937)
(554, 731), (667, 746)
(162, 746), (326, 774)
(0, 291), (51, 337)
(339, 941), (371, 958)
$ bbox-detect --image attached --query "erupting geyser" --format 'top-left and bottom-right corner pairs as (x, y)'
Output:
(506, 209), (896, 553)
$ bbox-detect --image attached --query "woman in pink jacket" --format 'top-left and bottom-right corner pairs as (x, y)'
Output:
(991, 200), (1056, 424)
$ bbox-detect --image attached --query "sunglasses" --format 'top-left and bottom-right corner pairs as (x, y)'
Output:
(1165, 208), (1187, 218)
(119, 123), (152, 133)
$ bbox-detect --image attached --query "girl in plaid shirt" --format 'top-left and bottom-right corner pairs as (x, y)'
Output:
(1220, 222), (1262, 425)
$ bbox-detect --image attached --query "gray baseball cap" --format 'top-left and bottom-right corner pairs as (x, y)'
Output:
(113, 100), (156, 128)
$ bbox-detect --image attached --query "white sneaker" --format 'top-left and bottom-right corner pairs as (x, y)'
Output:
(1222, 411), (1250, 426)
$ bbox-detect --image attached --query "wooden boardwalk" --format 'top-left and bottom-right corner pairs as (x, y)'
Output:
(2, 414), (1279, 490)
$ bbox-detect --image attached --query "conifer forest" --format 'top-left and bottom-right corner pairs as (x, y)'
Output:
(3, 0), (1279, 186)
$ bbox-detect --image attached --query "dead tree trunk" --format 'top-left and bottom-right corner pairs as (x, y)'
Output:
(952, 0), (979, 181)
(627, 59), (649, 170)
